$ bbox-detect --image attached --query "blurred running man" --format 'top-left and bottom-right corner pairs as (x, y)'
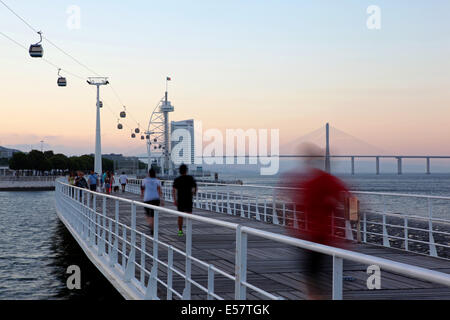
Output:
(282, 143), (350, 300)
(172, 164), (197, 236)
(141, 168), (163, 236)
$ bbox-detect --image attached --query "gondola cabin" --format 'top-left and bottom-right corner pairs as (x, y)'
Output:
(29, 44), (43, 58)
(57, 77), (67, 87)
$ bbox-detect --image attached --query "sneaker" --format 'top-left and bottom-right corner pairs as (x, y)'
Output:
(177, 230), (184, 236)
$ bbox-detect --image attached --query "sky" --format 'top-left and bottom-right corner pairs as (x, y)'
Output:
(1, 0), (450, 156)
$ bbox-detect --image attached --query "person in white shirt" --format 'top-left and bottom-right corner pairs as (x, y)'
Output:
(119, 172), (128, 192)
(140, 168), (163, 235)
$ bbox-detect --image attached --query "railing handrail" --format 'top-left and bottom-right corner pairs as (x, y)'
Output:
(59, 180), (239, 230)
(242, 226), (450, 287)
(128, 178), (450, 201)
(56, 179), (450, 292)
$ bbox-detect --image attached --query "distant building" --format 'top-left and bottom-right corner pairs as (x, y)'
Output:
(0, 146), (21, 159)
(102, 153), (142, 174)
(171, 119), (195, 165)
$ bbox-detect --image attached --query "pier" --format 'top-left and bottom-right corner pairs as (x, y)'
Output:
(55, 179), (450, 300)
(0, 176), (58, 191)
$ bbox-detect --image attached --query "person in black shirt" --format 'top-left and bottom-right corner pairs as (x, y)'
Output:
(172, 164), (197, 236)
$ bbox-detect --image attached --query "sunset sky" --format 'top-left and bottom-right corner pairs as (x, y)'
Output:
(1, 0), (450, 156)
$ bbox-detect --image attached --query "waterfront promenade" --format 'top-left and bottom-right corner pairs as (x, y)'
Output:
(62, 186), (450, 300)
(0, 176), (57, 191)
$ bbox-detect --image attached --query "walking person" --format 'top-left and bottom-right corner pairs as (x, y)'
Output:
(101, 171), (107, 192)
(172, 164), (197, 236)
(140, 168), (163, 236)
(119, 172), (128, 192)
(282, 143), (350, 300)
(87, 170), (98, 192)
(104, 171), (111, 195)
(74, 171), (88, 200)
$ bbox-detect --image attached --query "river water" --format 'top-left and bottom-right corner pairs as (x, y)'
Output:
(0, 191), (122, 300)
(0, 174), (449, 299)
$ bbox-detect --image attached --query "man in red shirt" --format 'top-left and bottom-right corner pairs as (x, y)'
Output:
(283, 143), (350, 299)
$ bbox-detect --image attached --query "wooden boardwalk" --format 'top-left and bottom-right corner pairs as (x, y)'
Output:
(94, 191), (450, 300)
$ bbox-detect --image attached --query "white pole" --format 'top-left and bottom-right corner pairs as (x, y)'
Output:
(95, 84), (102, 174)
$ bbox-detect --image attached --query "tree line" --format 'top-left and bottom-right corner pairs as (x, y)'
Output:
(9, 150), (114, 173)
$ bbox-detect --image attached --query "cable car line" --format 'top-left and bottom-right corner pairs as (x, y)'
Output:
(0, 30), (85, 81)
(1, 0), (148, 142)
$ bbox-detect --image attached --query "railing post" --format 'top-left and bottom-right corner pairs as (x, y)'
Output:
(167, 246), (174, 300)
(90, 194), (96, 247)
(363, 212), (367, 243)
(215, 185), (219, 213)
(332, 256), (343, 300)
(207, 265), (215, 300)
(235, 225), (247, 300)
(382, 195), (390, 247)
(125, 202), (137, 281)
(240, 188), (245, 218)
(110, 199), (119, 267)
(122, 226), (127, 269)
(272, 190), (279, 225)
(226, 186), (231, 214)
(98, 197), (106, 256)
(264, 199), (267, 222)
(255, 195), (260, 221)
(427, 198), (437, 257)
(140, 234), (146, 286)
(404, 216), (408, 251)
(183, 218), (192, 299)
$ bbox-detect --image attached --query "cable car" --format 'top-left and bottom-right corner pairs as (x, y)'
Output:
(117, 123), (123, 130)
(29, 31), (43, 58)
(120, 111), (126, 118)
(135, 128), (140, 134)
(57, 69), (66, 87)
(131, 133), (136, 138)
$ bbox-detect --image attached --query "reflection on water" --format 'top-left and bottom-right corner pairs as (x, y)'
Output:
(0, 191), (122, 300)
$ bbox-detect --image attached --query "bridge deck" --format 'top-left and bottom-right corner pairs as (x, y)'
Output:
(95, 191), (450, 300)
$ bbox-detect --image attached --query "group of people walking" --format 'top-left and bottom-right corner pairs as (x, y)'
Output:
(68, 170), (129, 194)
(67, 165), (197, 237)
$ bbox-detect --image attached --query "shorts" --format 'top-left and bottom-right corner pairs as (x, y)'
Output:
(144, 199), (160, 217)
(89, 184), (97, 191)
(177, 203), (193, 213)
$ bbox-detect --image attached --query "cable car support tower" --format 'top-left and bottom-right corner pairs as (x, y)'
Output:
(87, 77), (109, 175)
(145, 78), (174, 175)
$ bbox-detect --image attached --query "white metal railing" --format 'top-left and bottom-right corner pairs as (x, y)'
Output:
(126, 179), (450, 260)
(55, 179), (450, 300)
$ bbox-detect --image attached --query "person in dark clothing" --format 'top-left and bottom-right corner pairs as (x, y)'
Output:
(74, 171), (88, 200)
(172, 164), (197, 236)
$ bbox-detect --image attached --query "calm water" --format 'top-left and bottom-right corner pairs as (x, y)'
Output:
(1, 174), (450, 299)
(0, 191), (122, 300)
